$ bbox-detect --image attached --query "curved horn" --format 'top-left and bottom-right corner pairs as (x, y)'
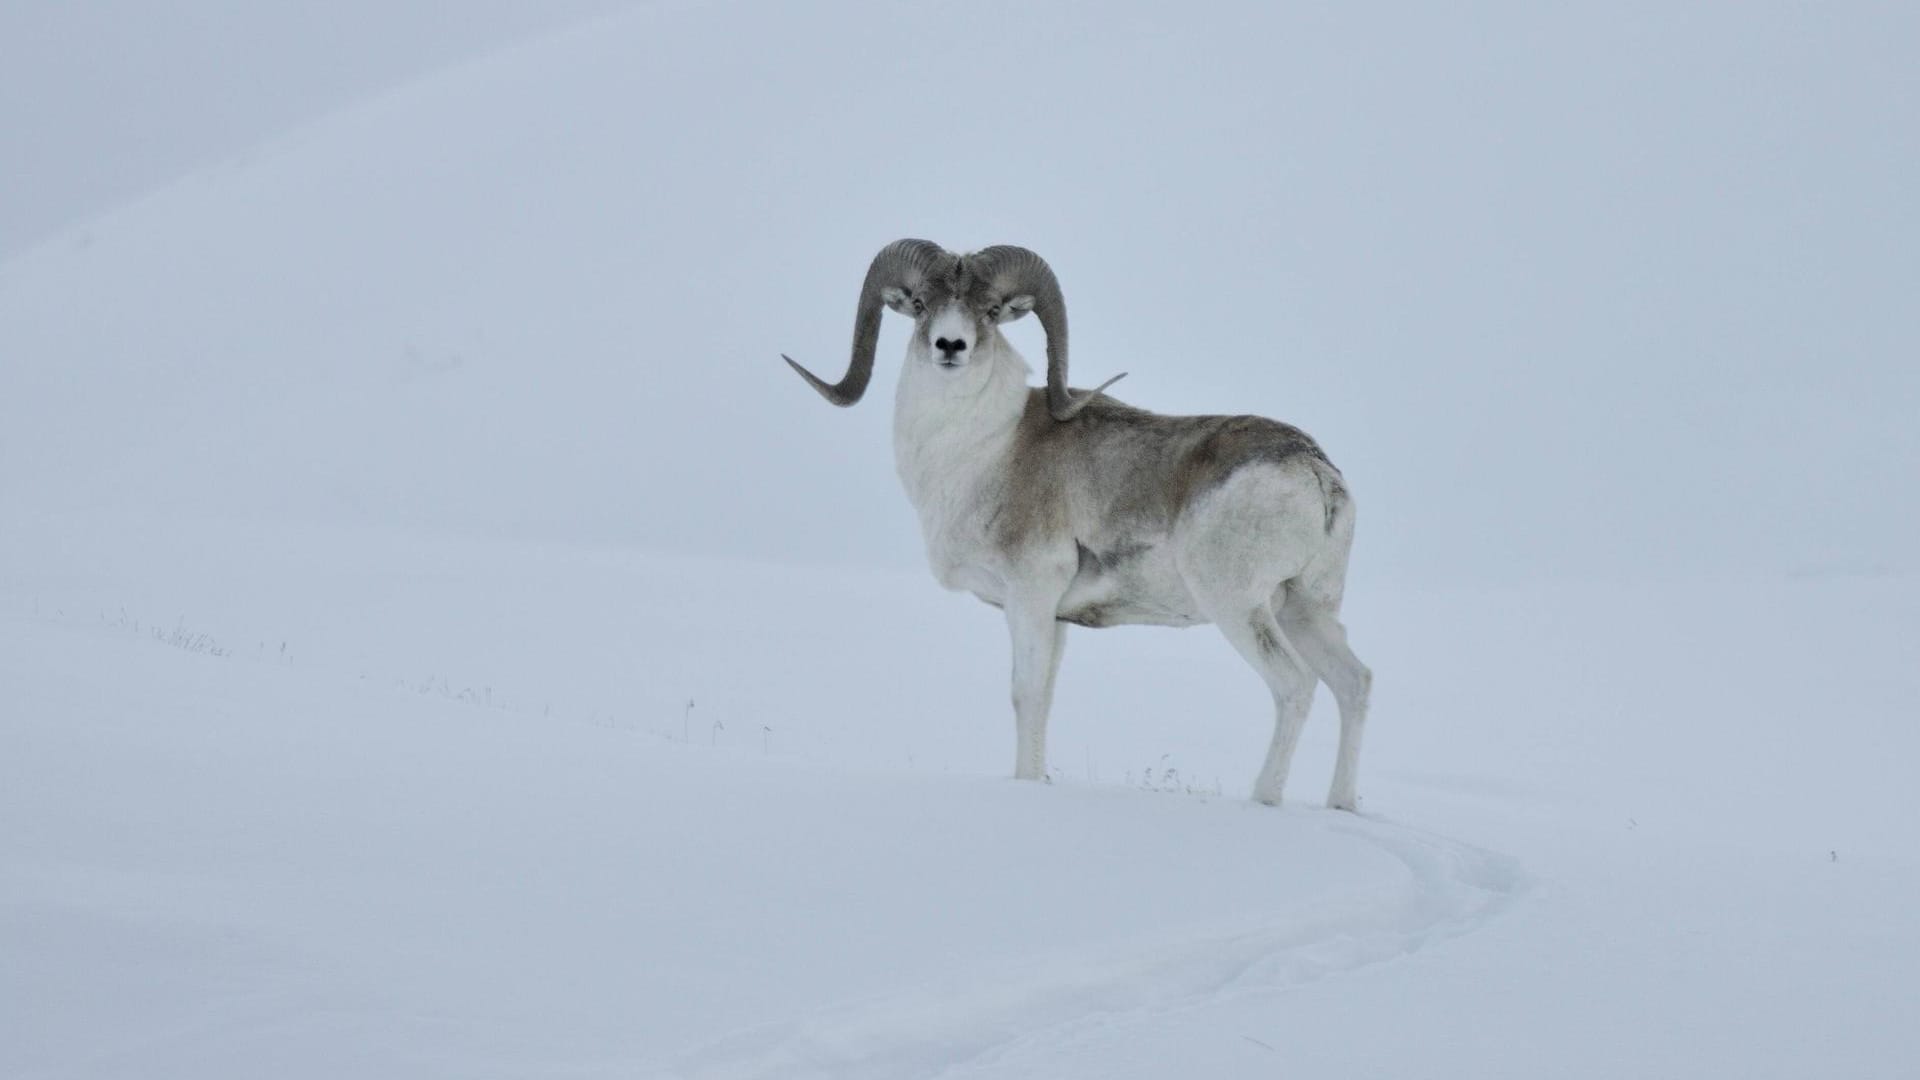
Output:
(969, 245), (1125, 421)
(784, 238), (953, 407)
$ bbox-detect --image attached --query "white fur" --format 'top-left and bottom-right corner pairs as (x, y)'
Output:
(889, 303), (1371, 807)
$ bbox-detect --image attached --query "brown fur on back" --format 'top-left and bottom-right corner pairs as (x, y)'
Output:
(991, 390), (1343, 558)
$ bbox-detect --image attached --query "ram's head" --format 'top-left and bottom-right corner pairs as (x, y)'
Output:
(783, 239), (1122, 421)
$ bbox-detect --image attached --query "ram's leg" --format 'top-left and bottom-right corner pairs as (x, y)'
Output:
(1007, 597), (1067, 782)
(1279, 596), (1372, 811)
(1200, 596), (1317, 806)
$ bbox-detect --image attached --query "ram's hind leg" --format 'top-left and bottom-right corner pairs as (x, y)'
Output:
(1181, 464), (1331, 805)
(1278, 590), (1372, 811)
(1198, 592), (1317, 806)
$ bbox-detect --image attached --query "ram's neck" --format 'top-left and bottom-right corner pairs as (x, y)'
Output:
(892, 338), (1029, 514)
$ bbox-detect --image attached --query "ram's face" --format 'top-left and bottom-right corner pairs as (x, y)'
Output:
(881, 269), (1035, 370)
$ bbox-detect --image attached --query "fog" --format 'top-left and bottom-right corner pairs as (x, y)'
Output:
(0, 1), (635, 255)
(5, 7), (1917, 1074)
(3, 1), (1914, 585)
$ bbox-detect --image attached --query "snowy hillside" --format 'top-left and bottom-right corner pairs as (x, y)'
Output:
(6, 531), (1913, 1077)
(4, 610), (1517, 1078)
(4, 2), (1917, 1077)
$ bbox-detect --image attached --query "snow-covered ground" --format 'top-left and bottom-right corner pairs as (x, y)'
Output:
(5, 524), (1914, 1077)
(4, 3), (1916, 1077)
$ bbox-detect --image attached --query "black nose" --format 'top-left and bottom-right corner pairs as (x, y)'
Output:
(935, 337), (967, 357)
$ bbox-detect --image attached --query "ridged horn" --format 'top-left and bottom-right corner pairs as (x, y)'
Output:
(968, 244), (1125, 421)
(783, 238), (954, 407)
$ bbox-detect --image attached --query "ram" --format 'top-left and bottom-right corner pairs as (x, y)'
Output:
(784, 240), (1371, 808)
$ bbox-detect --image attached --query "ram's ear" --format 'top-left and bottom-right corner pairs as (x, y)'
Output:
(995, 294), (1036, 323)
(881, 286), (920, 316)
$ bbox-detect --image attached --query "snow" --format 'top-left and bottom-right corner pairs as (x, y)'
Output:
(0, 1), (637, 256)
(6, 519), (1914, 1076)
(2, 607), (1514, 1079)
(3, 2), (1917, 1077)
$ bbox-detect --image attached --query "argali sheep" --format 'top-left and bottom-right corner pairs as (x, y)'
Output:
(784, 239), (1370, 808)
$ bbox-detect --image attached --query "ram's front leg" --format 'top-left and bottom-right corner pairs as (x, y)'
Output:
(1005, 592), (1068, 782)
